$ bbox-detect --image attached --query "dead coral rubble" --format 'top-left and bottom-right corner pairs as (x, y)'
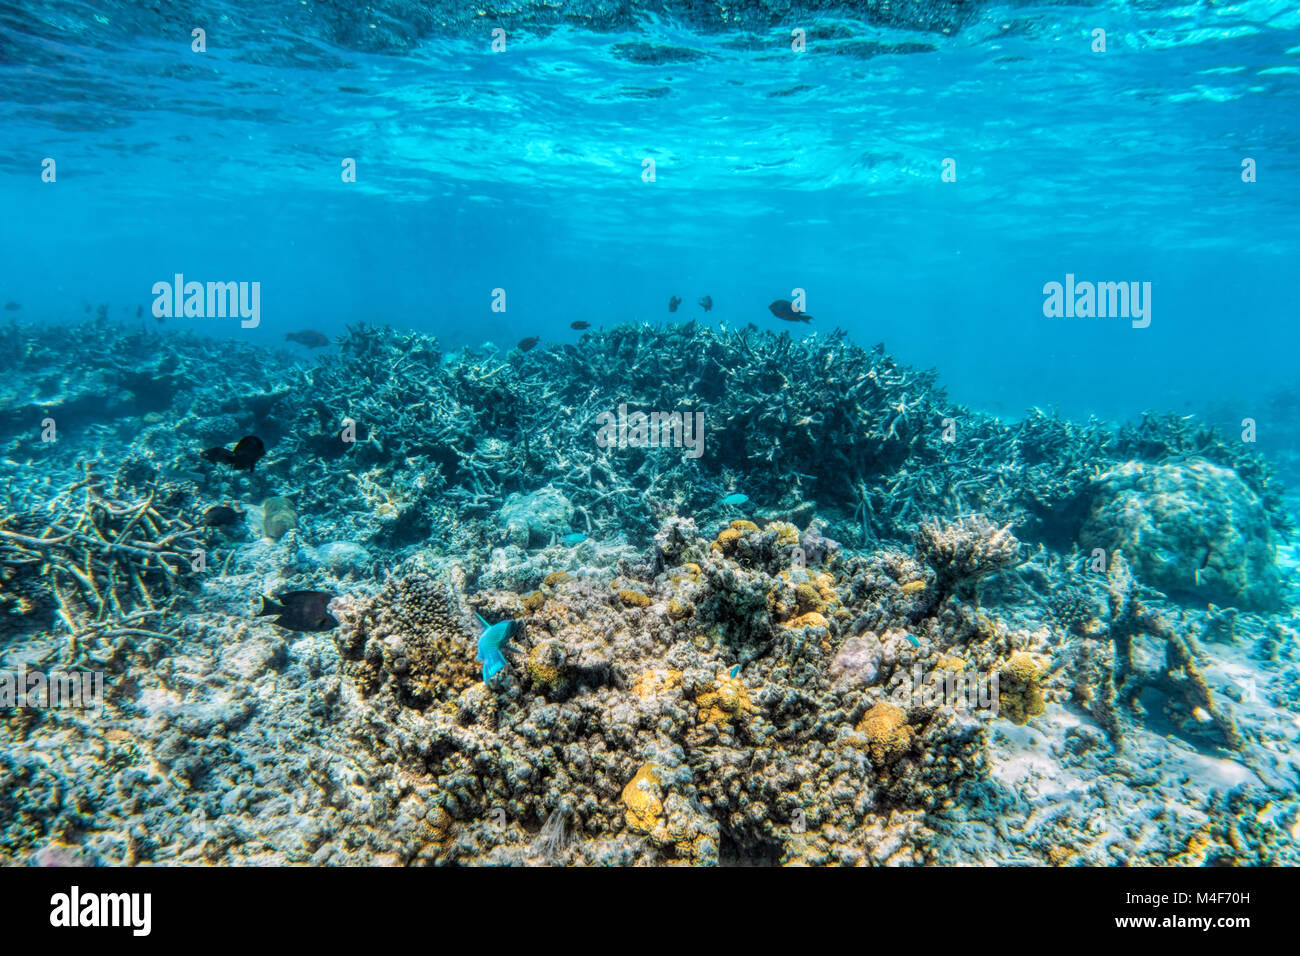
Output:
(0, 465), (203, 669)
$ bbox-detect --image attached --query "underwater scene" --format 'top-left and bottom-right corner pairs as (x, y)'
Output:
(2, 0), (1299, 871)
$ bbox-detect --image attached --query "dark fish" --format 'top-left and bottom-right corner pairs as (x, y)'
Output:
(200, 505), (243, 527)
(3, 302), (19, 311)
(768, 299), (812, 323)
(698, 295), (712, 312)
(570, 321), (591, 330)
(257, 591), (338, 632)
(668, 296), (682, 313)
(200, 435), (266, 472)
(517, 336), (540, 351)
(136, 305), (143, 319)
(284, 329), (330, 348)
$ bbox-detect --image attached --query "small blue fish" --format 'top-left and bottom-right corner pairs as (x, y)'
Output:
(475, 612), (523, 683)
(720, 493), (749, 506)
(562, 532), (587, 546)
(729, 664), (742, 679)
(905, 633), (920, 647)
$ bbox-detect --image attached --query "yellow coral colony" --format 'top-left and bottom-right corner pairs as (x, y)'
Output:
(856, 701), (914, 765)
(621, 765), (664, 834)
(694, 671), (756, 727)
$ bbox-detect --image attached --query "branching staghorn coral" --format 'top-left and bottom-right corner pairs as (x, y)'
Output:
(256, 321), (1293, 561)
(5, 320), (1288, 570)
(913, 514), (1020, 607)
(0, 464), (203, 668)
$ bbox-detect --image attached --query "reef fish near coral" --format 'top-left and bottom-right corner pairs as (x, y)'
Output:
(570, 321), (591, 330)
(517, 336), (540, 352)
(720, 493), (750, 506)
(476, 612), (523, 682)
(257, 591), (338, 632)
(698, 295), (712, 312)
(668, 295), (681, 312)
(200, 435), (266, 472)
(284, 329), (330, 348)
(200, 504), (243, 527)
(768, 299), (812, 323)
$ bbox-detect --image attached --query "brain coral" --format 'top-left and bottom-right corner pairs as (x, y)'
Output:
(1078, 458), (1282, 610)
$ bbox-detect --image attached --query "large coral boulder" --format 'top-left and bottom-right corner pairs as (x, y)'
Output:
(498, 486), (574, 548)
(1079, 458), (1282, 610)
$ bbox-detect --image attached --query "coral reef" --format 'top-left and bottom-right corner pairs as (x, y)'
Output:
(0, 321), (1295, 868)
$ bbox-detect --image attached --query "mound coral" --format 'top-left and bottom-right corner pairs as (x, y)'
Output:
(260, 496), (298, 540)
(693, 671), (756, 728)
(856, 701), (915, 765)
(333, 570), (480, 704)
(1079, 458), (1281, 610)
(998, 652), (1046, 725)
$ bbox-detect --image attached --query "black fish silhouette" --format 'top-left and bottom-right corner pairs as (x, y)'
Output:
(768, 299), (812, 323)
(698, 296), (712, 312)
(257, 591), (337, 632)
(668, 296), (681, 312)
(201, 435), (266, 472)
(285, 330), (330, 348)
(570, 321), (591, 330)
(200, 505), (243, 527)
(517, 336), (540, 351)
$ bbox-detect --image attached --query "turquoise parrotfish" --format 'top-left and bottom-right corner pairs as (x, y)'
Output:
(562, 532), (587, 545)
(720, 493), (749, 506)
(476, 612), (523, 683)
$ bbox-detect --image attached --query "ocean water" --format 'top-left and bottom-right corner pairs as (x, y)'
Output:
(2, 1), (1300, 869)
(4, 1), (1299, 421)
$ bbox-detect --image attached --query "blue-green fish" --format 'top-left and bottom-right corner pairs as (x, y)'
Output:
(720, 493), (749, 506)
(476, 612), (523, 683)
(562, 532), (587, 545)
